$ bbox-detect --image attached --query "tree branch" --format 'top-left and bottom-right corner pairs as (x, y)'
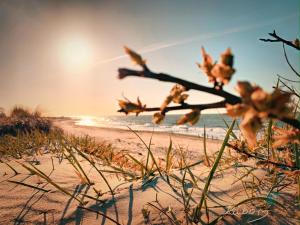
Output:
(118, 100), (226, 114)
(118, 67), (300, 129)
(260, 30), (300, 51)
(269, 114), (300, 130)
(227, 143), (299, 171)
(118, 68), (241, 105)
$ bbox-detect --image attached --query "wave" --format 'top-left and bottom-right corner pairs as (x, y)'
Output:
(72, 115), (241, 140)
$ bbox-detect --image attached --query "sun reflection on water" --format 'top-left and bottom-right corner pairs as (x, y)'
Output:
(76, 116), (97, 127)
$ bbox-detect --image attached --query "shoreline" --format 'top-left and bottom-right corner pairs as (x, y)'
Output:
(52, 117), (223, 161)
(51, 116), (223, 143)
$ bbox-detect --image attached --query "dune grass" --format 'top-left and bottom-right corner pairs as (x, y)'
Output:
(0, 106), (53, 137)
(0, 107), (298, 224)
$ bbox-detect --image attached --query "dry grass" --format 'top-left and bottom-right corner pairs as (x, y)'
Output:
(0, 106), (53, 137)
(0, 107), (298, 224)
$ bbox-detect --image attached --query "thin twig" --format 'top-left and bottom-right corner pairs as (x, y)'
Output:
(282, 43), (300, 78)
(118, 100), (226, 114)
(147, 202), (177, 225)
(276, 79), (300, 98)
(277, 74), (300, 83)
(227, 143), (299, 171)
(260, 30), (300, 51)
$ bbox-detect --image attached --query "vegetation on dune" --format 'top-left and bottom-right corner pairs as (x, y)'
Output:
(0, 106), (54, 137)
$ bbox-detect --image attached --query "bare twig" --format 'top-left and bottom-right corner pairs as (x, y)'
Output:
(227, 143), (299, 171)
(118, 100), (226, 114)
(282, 43), (300, 77)
(276, 78), (300, 98)
(260, 30), (300, 51)
(277, 74), (300, 83)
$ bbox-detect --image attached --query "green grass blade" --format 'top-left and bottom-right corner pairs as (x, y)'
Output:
(203, 124), (210, 167)
(196, 120), (235, 213)
(266, 119), (276, 161)
(7, 180), (50, 192)
(219, 115), (238, 140)
(145, 130), (154, 174)
(65, 147), (93, 185)
(233, 196), (285, 209)
(72, 146), (115, 196)
(185, 187), (194, 208)
(19, 162), (83, 204)
(126, 153), (148, 174)
(147, 202), (177, 225)
(166, 138), (173, 173)
(4, 162), (19, 175)
(180, 160), (204, 170)
(110, 165), (138, 179)
(127, 126), (163, 177)
(78, 206), (121, 225)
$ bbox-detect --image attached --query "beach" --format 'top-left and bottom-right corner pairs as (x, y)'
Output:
(0, 118), (298, 224)
(1, 1), (299, 224)
(53, 117), (223, 162)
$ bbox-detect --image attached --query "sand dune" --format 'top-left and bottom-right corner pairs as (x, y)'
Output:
(0, 118), (298, 224)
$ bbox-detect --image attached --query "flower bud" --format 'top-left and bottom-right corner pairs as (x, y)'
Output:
(197, 47), (215, 83)
(220, 48), (234, 67)
(118, 97), (146, 115)
(160, 95), (173, 111)
(177, 109), (200, 125)
(226, 103), (248, 118)
(124, 46), (146, 66)
(152, 112), (165, 124)
(240, 109), (262, 149)
(293, 38), (299, 48)
(173, 94), (189, 104)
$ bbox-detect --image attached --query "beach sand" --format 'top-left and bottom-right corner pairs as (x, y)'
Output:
(53, 118), (223, 162)
(0, 118), (298, 224)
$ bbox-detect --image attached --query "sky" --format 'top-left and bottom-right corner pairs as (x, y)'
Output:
(0, 0), (299, 116)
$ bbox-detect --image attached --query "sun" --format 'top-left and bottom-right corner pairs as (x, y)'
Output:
(59, 37), (94, 73)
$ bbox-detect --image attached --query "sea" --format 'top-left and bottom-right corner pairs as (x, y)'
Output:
(73, 114), (242, 140)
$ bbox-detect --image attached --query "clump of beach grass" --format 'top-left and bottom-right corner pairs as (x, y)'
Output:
(0, 106), (54, 137)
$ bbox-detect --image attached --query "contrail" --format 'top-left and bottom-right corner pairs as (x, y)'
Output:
(96, 13), (298, 65)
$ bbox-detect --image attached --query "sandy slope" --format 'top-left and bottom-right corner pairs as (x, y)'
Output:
(53, 118), (222, 161)
(0, 118), (298, 224)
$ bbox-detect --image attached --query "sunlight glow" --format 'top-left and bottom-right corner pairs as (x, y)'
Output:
(76, 116), (97, 126)
(59, 37), (94, 73)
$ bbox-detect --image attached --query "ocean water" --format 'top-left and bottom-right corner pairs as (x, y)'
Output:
(73, 114), (241, 140)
